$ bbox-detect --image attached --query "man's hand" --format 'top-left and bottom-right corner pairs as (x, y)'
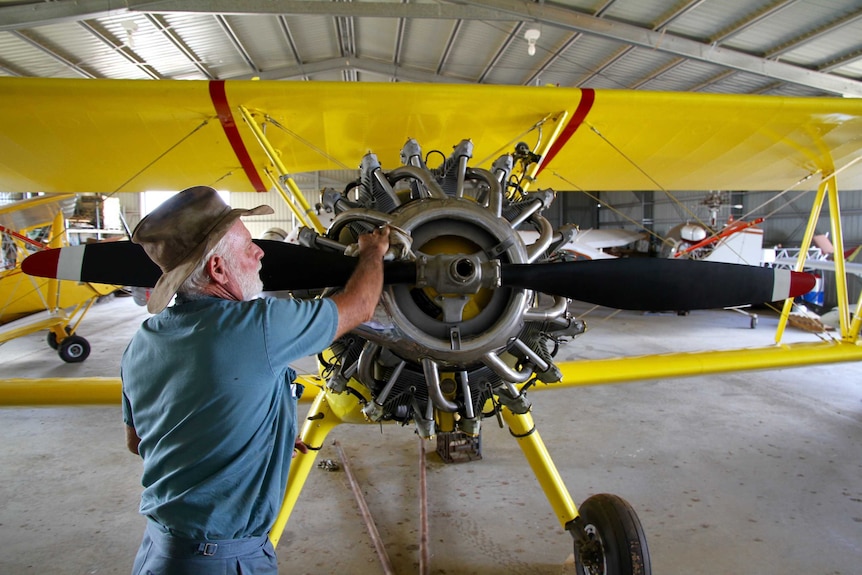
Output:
(331, 225), (390, 338)
(358, 225), (390, 261)
(293, 439), (309, 459)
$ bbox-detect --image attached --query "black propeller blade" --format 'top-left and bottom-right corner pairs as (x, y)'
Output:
(502, 258), (814, 310)
(23, 240), (814, 311)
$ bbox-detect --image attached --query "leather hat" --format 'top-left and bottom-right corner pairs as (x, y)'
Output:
(132, 186), (273, 313)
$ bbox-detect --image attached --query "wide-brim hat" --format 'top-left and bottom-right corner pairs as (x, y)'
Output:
(132, 185), (273, 313)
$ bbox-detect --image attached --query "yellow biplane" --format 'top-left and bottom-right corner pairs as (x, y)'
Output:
(2, 77), (862, 572)
(0, 194), (117, 362)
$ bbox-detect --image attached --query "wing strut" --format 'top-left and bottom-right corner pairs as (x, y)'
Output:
(775, 168), (862, 343)
(237, 105), (326, 233)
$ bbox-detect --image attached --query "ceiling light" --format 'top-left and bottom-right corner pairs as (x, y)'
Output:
(524, 28), (541, 56)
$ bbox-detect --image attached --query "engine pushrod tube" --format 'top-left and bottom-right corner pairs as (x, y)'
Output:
(387, 166), (447, 199)
(421, 357), (459, 412)
(511, 338), (550, 372)
(508, 198), (544, 229)
(466, 167), (503, 217)
(481, 350), (533, 383)
(455, 155), (469, 198)
(459, 371), (475, 419)
(357, 342), (381, 389)
(523, 295), (569, 322)
(374, 360), (407, 406)
(525, 215), (554, 263)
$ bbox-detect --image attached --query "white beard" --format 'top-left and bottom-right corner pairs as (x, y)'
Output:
(236, 265), (264, 301)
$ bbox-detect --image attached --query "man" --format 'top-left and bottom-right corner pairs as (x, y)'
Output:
(121, 186), (389, 574)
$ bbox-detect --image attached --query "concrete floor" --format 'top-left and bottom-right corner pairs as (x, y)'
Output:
(1, 294), (861, 574)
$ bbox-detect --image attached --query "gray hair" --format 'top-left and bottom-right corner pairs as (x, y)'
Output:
(177, 231), (236, 298)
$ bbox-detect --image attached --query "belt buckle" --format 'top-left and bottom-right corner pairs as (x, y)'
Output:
(198, 542), (218, 556)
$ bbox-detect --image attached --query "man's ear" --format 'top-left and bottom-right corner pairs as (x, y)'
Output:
(207, 254), (229, 285)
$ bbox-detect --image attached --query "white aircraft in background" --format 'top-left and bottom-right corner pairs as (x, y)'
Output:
(660, 191), (769, 266)
(520, 224), (644, 261)
(774, 234), (862, 277)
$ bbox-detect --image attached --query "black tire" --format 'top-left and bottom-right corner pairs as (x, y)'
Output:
(574, 493), (651, 575)
(58, 335), (90, 363)
(46, 327), (71, 350)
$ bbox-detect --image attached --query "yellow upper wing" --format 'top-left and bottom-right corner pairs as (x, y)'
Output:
(1, 77), (861, 194)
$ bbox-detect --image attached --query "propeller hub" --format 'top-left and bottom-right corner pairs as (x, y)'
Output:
(339, 197), (531, 367)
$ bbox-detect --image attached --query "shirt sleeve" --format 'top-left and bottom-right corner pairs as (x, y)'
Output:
(263, 297), (339, 371)
(121, 390), (134, 427)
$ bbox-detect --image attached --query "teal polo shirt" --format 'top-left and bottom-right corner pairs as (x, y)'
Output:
(121, 295), (337, 540)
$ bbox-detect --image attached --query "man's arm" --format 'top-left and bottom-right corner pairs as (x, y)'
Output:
(126, 424), (141, 455)
(330, 226), (389, 339)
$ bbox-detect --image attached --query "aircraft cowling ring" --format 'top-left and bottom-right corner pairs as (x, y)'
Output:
(297, 138), (585, 438)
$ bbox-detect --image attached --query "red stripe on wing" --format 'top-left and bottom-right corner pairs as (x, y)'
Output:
(208, 80), (267, 192)
(536, 88), (595, 177)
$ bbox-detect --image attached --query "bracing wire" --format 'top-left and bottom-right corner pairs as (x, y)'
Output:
(584, 121), (710, 230)
(549, 170), (675, 248)
(264, 114), (353, 170)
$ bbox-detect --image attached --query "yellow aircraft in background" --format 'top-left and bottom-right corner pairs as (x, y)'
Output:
(0, 194), (117, 362)
(2, 77), (862, 572)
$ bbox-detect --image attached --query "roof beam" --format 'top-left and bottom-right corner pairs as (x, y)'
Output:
(135, 0), (508, 20)
(78, 20), (162, 79)
(436, 20), (463, 76)
(461, 0), (862, 97)
(393, 0), (408, 71)
(522, 0), (616, 87)
(277, 16), (306, 80)
(0, 0), (156, 32)
(765, 8), (862, 59)
(0, 0), (507, 31)
(522, 32), (581, 86)
(214, 14), (259, 74)
(711, 0), (800, 45)
(9, 30), (96, 78)
(477, 22), (524, 84)
(145, 13), (215, 79)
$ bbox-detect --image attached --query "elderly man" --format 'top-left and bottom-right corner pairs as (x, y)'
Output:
(121, 186), (389, 574)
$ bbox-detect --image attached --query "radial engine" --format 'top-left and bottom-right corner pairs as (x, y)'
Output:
(294, 138), (585, 438)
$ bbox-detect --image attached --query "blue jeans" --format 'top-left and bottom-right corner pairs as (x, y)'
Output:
(132, 520), (277, 575)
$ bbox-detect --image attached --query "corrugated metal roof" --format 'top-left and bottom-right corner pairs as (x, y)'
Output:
(0, 0), (859, 97)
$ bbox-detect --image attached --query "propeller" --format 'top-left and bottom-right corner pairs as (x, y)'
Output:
(21, 240), (814, 310)
(501, 258), (814, 310)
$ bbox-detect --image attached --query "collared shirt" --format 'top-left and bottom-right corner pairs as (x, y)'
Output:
(121, 295), (337, 540)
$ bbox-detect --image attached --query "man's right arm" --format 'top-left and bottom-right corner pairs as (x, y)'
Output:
(126, 424), (141, 455)
(330, 226), (389, 339)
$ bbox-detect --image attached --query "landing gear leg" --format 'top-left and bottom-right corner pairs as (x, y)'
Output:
(270, 389), (343, 547)
(501, 407), (650, 575)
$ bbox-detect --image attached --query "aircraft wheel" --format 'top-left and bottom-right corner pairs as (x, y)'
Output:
(58, 335), (90, 363)
(46, 327), (71, 350)
(573, 493), (651, 575)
